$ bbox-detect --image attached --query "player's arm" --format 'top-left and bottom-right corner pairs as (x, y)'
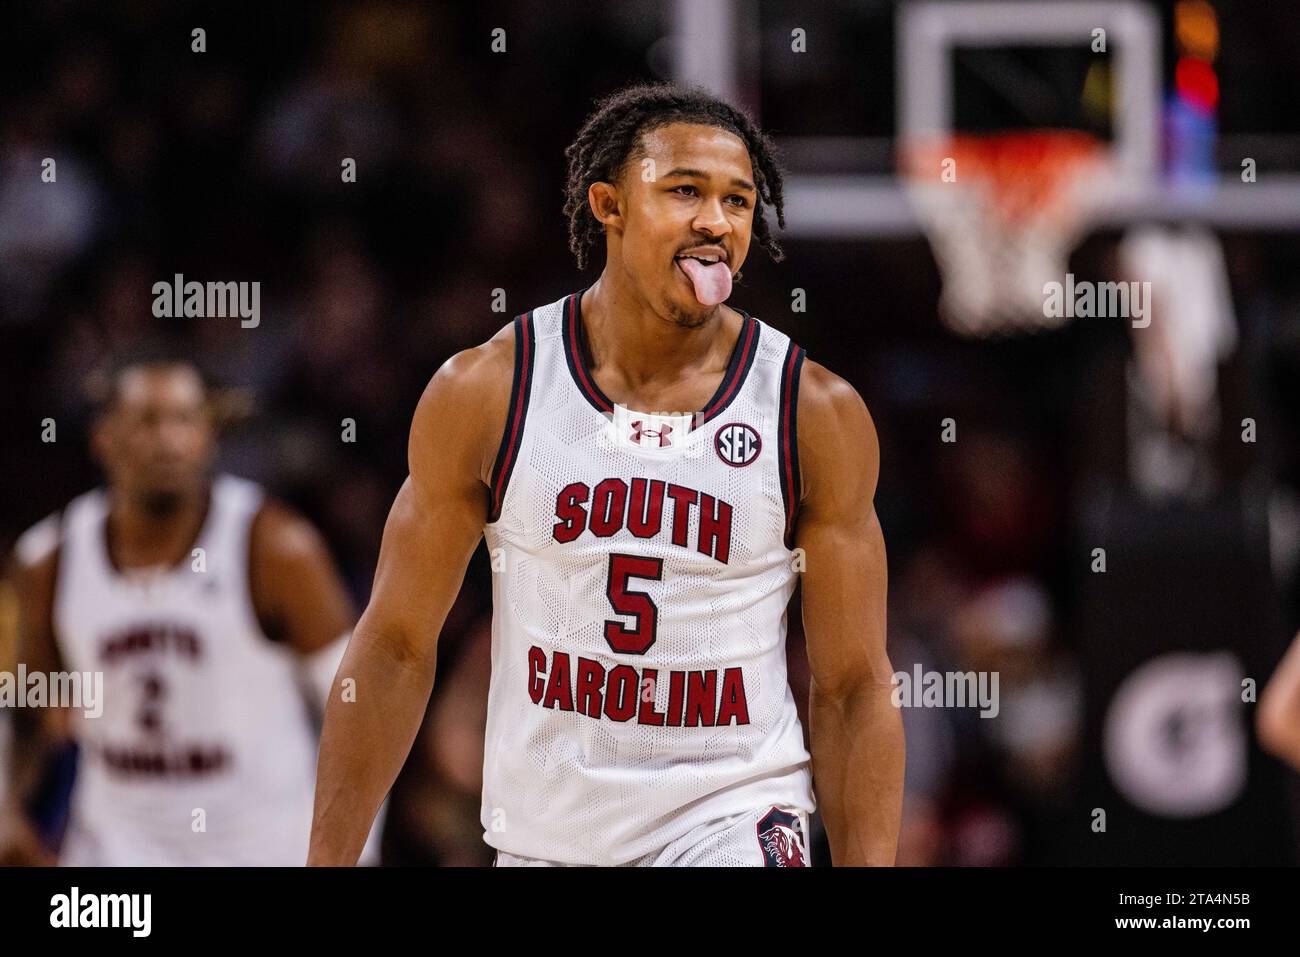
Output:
(307, 328), (512, 866)
(0, 527), (68, 866)
(794, 360), (903, 866)
(249, 500), (358, 719)
(1257, 629), (1300, 770)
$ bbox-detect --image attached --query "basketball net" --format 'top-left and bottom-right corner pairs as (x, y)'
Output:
(900, 130), (1114, 337)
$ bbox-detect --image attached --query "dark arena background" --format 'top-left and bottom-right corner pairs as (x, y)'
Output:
(2, 0), (1300, 884)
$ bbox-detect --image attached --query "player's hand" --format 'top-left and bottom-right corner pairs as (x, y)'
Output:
(0, 805), (56, 866)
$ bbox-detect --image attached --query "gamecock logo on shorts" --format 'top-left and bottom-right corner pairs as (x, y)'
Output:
(755, 807), (807, 867)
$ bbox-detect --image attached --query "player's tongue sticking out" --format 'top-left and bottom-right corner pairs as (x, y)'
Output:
(677, 256), (733, 306)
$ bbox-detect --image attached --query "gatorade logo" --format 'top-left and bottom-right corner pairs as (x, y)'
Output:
(1103, 651), (1247, 818)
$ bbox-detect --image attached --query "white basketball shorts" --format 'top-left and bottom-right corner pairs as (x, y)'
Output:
(492, 805), (811, 867)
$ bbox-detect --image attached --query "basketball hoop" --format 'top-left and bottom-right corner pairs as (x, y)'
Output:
(900, 130), (1115, 337)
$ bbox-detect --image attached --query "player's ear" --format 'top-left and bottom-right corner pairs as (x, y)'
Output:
(206, 385), (253, 435)
(587, 180), (624, 230)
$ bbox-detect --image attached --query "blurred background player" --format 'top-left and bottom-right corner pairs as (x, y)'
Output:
(0, 350), (382, 865)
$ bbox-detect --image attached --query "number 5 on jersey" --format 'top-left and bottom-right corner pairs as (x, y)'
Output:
(604, 553), (663, 654)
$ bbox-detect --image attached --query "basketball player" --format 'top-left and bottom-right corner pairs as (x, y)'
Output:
(1258, 628), (1300, 771)
(309, 84), (903, 866)
(0, 354), (380, 865)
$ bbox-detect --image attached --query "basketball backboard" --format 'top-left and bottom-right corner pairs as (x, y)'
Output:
(672, 0), (1300, 236)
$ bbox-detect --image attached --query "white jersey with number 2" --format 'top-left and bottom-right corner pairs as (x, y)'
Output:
(17, 474), (319, 866)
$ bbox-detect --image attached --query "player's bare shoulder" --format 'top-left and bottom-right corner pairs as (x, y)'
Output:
(795, 358), (880, 509)
(8, 512), (62, 611)
(6, 511), (65, 672)
(409, 320), (518, 492)
(250, 499), (329, 562)
(248, 499), (340, 592)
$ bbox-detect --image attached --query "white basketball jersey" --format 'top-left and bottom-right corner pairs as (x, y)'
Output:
(39, 473), (318, 865)
(480, 290), (816, 865)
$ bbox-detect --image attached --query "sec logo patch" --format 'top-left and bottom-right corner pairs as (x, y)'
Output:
(714, 422), (761, 467)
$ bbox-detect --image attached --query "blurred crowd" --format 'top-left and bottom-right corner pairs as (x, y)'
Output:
(2, 1), (1300, 865)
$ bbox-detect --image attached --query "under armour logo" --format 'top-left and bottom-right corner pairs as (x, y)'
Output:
(630, 420), (673, 448)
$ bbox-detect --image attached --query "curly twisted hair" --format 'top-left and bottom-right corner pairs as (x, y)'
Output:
(562, 82), (786, 271)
